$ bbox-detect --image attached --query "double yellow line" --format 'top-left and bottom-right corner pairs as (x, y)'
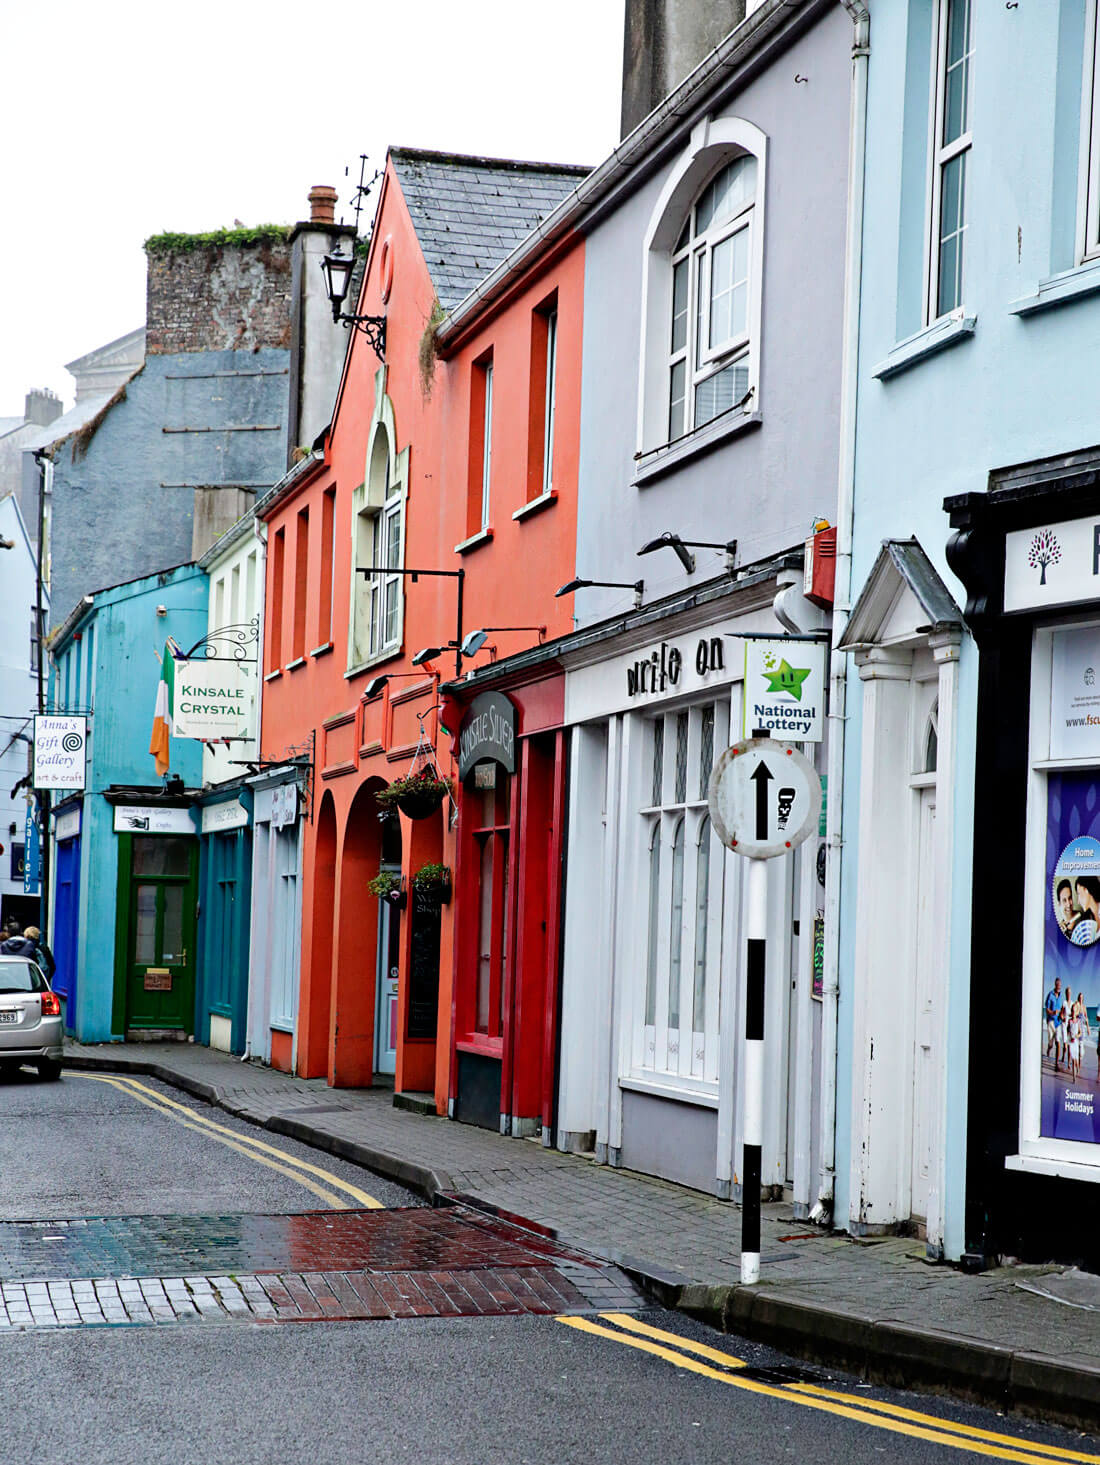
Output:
(558, 1314), (1100, 1464)
(75, 1073), (382, 1210)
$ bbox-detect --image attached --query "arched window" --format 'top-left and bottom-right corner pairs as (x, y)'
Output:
(668, 155), (757, 439)
(350, 384), (407, 671)
(638, 119), (766, 459)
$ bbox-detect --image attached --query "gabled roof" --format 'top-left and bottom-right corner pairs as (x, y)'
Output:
(390, 148), (590, 310)
(0, 417), (24, 440)
(21, 391), (119, 453)
(839, 539), (964, 651)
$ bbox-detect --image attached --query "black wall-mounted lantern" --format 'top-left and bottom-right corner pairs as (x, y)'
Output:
(320, 247), (386, 358)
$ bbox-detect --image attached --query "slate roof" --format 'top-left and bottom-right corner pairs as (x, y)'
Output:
(390, 148), (590, 310)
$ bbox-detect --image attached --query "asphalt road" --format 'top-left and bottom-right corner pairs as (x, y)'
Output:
(0, 1067), (1096, 1465)
(0, 1064), (416, 1215)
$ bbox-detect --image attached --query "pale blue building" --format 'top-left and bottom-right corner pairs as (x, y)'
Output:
(834, 0), (1100, 1265)
(49, 564), (205, 1042)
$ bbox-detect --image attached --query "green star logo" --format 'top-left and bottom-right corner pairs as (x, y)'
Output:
(763, 659), (811, 700)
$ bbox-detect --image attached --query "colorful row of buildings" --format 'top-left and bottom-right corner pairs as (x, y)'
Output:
(29, 0), (1100, 1271)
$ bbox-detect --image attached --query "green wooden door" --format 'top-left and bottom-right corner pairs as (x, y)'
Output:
(125, 837), (198, 1031)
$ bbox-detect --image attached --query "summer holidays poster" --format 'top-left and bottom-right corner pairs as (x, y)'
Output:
(1043, 771), (1100, 1143)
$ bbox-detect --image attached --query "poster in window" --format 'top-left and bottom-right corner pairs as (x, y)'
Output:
(1041, 772), (1100, 1144)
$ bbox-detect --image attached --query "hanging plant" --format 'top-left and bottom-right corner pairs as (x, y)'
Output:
(367, 870), (406, 908)
(413, 862), (452, 904)
(375, 767), (452, 820)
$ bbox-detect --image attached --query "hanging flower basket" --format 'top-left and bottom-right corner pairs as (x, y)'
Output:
(376, 767), (451, 821)
(367, 870), (406, 909)
(413, 862), (452, 905)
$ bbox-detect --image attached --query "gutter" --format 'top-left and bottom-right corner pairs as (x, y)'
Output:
(814, 0), (870, 1227)
(49, 594), (95, 655)
(253, 449), (325, 522)
(435, 0), (828, 349)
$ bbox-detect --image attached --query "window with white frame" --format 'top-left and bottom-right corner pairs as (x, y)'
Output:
(1080, 3), (1100, 261)
(351, 422), (405, 668)
(636, 699), (727, 1087)
(668, 156), (757, 440)
(638, 120), (766, 459)
(927, 0), (973, 321)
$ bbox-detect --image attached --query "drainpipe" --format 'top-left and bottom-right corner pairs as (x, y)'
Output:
(811, 0), (869, 1226)
(33, 451), (51, 938)
(241, 515), (268, 1063)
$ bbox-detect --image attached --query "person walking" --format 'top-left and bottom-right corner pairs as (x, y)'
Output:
(0, 926), (55, 981)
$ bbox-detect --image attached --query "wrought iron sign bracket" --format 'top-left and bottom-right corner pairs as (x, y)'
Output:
(182, 616), (260, 663)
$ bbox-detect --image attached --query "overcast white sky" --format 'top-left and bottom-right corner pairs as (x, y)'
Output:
(1, 0), (625, 417)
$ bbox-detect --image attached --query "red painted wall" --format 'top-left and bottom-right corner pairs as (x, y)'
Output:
(258, 154), (584, 1110)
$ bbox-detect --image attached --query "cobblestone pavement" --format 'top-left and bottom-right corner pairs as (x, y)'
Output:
(0, 1206), (640, 1328)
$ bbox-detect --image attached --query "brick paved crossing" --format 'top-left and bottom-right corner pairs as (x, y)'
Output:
(0, 1205), (640, 1329)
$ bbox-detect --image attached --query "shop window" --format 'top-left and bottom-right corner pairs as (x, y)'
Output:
(926, 0), (973, 321)
(638, 122), (766, 459)
(639, 700), (726, 1084)
(470, 776), (511, 1041)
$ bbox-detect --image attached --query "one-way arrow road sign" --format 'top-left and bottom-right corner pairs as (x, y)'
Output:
(709, 736), (821, 860)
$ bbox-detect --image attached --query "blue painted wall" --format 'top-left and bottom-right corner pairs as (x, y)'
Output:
(51, 563), (206, 1040)
(836, 0), (1097, 1257)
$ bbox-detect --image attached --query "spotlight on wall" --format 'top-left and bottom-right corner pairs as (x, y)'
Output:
(555, 577), (644, 608)
(155, 604), (168, 617)
(637, 532), (738, 574)
(364, 676), (388, 697)
(412, 646), (445, 666)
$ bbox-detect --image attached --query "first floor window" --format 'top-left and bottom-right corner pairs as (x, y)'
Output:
(637, 699), (727, 1084)
(668, 154), (756, 440)
(928, 0), (973, 319)
(1082, 1), (1100, 260)
(358, 494), (402, 660)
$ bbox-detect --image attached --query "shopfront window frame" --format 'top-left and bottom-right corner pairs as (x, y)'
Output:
(1016, 614), (1100, 1178)
(634, 694), (729, 1094)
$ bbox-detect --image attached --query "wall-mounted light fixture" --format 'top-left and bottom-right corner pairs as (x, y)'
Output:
(460, 626), (546, 659)
(555, 577), (644, 609)
(320, 246), (386, 358)
(637, 532), (738, 574)
(155, 604), (168, 617)
(363, 670), (435, 698)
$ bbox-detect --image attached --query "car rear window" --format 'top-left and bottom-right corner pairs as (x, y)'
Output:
(0, 961), (46, 993)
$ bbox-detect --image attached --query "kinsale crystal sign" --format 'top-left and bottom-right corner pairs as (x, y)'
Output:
(173, 661), (252, 741)
(742, 640), (826, 742)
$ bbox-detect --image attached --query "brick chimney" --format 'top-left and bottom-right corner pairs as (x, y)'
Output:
(308, 185), (338, 226)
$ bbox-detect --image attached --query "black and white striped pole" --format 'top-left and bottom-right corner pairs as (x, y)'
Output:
(709, 728), (821, 1287)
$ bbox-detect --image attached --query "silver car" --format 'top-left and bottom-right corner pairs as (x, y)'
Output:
(0, 955), (63, 1080)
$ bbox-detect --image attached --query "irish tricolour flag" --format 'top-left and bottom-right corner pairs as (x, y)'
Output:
(149, 640), (183, 777)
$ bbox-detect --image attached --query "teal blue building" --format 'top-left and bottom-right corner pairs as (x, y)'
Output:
(833, 0), (1100, 1266)
(49, 564), (206, 1042)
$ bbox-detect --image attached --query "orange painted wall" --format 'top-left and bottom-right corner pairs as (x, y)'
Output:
(258, 155), (584, 1107)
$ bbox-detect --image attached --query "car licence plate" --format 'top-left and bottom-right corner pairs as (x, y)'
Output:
(0, 1011), (19, 1024)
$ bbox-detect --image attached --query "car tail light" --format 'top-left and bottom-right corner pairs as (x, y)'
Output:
(40, 991), (61, 1018)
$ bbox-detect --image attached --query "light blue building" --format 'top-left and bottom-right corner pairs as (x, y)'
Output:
(49, 565), (205, 1042)
(834, 0), (1100, 1265)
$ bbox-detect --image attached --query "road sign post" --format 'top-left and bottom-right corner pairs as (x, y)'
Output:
(708, 729), (821, 1285)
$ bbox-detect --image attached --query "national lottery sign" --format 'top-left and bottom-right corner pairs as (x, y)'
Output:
(33, 715), (87, 791)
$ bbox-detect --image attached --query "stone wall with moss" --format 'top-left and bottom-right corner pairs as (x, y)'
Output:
(145, 233), (293, 355)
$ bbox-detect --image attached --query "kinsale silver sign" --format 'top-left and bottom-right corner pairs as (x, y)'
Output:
(458, 692), (516, 782)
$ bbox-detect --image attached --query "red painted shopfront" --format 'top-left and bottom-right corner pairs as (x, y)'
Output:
(258, 147), (586, 1115)
(443, 671), (567, 1134)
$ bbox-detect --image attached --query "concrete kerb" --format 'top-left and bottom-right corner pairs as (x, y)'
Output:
(59, 1051), (1100, 1430)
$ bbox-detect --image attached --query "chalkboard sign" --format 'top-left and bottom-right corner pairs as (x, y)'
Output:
(407, 884), (442, 1040)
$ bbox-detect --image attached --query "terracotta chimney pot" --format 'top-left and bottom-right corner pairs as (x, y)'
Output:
(308, 185), (337, 225)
